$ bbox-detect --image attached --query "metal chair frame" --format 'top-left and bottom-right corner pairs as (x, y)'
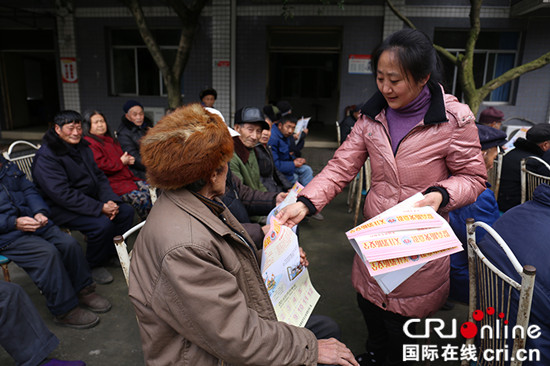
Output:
(520, 156), (550, 204)
(464, 219), (536, 366)
(2, 140), (40, 182)
(335, 120), (341, 147)
(113, 221), (146, 285)
(486, 152), (503, 199)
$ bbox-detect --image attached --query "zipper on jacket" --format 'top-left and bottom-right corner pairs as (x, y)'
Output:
(220, 216), (258, 261)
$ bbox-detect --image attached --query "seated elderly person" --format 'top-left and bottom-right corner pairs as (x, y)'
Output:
(0, 281), (86, 365)
(129, 104), (357, 366)
(0, 156), (110, 329)
(32, 110), (134, 284)
(82, 109), (152, 220)
(117, 100), (153, 180)
(498, 123), (550, 212)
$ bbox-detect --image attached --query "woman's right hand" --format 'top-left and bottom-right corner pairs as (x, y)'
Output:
(276, 202), (309, 228)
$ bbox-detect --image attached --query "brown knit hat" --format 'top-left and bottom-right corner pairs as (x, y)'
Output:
(140, 103), (234, 190)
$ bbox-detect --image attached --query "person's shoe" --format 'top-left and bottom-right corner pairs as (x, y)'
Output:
(54, 307), (99, 329)
(42, 358), (86, 366)
(91, 267), (113, 284)
(79, 285), (112, 313)
(311, 212), (324, 221)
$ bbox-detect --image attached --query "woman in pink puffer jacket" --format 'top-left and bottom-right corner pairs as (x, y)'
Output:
(278, 29), (486, 366)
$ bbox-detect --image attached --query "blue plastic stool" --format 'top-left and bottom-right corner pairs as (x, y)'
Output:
(0, 255), (11, 281)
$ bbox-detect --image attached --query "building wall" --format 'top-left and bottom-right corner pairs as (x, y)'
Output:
(75, 10), (213, 130)
(513, 18), (550, 124)
(236, 14), (382, 123)
(1, 1), (549, 136)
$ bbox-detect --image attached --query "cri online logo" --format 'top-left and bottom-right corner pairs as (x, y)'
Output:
(460, 307), (507, 339)
(404, 307), (541, 340)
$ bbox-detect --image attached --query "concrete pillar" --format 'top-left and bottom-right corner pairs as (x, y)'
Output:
(211, 0), (233, 124)
(55, 2), (81, 112)
(383, 0), (405, 40)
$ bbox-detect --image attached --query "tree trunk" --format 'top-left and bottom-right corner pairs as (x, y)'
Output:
(120, 0), (206, 108)
(384, 0), (550, 116)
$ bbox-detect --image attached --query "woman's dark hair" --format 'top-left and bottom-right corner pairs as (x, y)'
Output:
(371, 28), (443, 89)
(82, 109), (113, 144)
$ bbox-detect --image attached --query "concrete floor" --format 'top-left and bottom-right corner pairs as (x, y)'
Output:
(0, 144), (470, 365)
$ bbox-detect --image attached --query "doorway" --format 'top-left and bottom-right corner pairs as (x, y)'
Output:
(267, 27), (341, 141)
(0, 28), (60, 136)
(0, 52), (60, 132)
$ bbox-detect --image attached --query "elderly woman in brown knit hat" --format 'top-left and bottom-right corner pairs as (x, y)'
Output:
(128, 104), (357, 366)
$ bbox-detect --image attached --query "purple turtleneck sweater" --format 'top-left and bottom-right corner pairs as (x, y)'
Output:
(386, 85), (431, 154)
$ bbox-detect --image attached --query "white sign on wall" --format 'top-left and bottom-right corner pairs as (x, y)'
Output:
(348, 54), (372, 75)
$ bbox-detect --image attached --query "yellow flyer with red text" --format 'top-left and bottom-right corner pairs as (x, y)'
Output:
(261, 218), (320, 327)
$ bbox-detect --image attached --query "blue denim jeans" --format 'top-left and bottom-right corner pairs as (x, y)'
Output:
(293, 164), (314, 186)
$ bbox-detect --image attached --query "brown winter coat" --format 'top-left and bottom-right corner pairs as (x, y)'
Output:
(299, 86), (486, 318)
(128, 188), (318, 365)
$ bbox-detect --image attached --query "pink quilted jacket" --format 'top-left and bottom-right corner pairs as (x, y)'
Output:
(300, 87), (486, 318)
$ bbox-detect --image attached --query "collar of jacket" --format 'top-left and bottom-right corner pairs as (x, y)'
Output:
(360, 83), (448, 125)
(514, 137), (544, 156)
(533, 183), (550, 206)
(119, 116), (153, 131)
(271, 123), (287, 141)
(164, 188), (257, 252)
(42, 127), (90, 156)
(233, 136), (251, 164)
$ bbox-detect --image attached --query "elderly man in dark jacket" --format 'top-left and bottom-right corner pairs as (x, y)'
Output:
(222, 167), (285, 248)
(32, 110), (134, 285)
(498, 123), (550, 212)
(0, 156), (110, 329)
(116, 100), (153, 180)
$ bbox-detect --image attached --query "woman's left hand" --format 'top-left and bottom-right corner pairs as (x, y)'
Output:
(299, 247), (309, 267)
(414, 191), (443, 212)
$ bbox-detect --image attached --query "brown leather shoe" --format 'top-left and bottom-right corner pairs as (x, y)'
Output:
(54, 307), (99, 329)
(79, 285), (112, 313)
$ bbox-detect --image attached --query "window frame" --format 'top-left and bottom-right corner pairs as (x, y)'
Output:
(436, 30), (521, 105)
(108, 29), (180, 97)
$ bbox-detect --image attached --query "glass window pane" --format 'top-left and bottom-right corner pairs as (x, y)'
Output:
(137, 49), (160, 96)
(112, 49), (136, 94)
(490, 53), (514, 101)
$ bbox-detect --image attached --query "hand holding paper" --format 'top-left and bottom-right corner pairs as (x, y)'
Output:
(346, 193), (462, 294)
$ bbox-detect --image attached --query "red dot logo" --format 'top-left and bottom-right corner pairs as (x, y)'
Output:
(460, 322), (478, 339)
(498, 312), (505, 319)
(487, 307), (495, 315)
(473, 309), (484, 321)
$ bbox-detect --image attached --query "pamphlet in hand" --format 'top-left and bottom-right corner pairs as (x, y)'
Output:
(294, 117), (310, 143)
(267, 182), (304, 233)
(346, 193), (462, 294)
(261, 218), (320, 327)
